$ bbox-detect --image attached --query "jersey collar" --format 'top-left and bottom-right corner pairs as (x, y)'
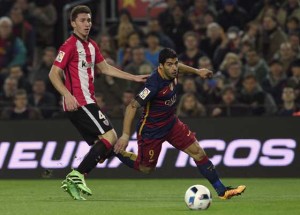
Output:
(72, 33), (90, 43)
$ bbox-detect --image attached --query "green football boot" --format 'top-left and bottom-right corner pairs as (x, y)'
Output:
(61, 179), (86, 200)
(66, 170), (92, 196)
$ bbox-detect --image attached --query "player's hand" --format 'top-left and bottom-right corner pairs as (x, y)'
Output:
(64, 93), (79, 111)
(134, 74), (149, 83)
(114, 134), (129, 154)
(198, 69), (213, 79)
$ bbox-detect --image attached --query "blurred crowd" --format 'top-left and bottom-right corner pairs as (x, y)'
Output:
(0, 0), (300, 120)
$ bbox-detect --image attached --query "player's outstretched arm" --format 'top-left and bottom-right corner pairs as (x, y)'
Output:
(114, 99), (141, 154)
(49, 65), (79, 111)
(178, 63), (213, 79)
(96, 60), (148, 83)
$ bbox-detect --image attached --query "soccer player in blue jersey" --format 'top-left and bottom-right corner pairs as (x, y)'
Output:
(114, 48), (246, 199)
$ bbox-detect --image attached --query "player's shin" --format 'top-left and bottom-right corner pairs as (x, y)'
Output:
(77, 138), (112, 174)
(194, 156), (227, 196)
(115, 151), (139, 170)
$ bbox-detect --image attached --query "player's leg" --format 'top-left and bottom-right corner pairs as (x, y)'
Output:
(67, 129), (116, 196)
(115, 137), (163, 174)
(184, 142), (246, 199)
(183, 142), (227, 195)
(115, 151), (155, 174)
(167, 118), (246, 199)
(64, 104), (115, 197)
(76, 129), (116, 174)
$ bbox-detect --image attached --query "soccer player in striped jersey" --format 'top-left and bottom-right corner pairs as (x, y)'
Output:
(114, 48), (246, 200)
(49, 5), (148, 200)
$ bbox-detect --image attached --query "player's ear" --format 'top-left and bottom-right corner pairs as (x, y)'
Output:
(71, 21), (76, 28)
(159, 63), (163, 70)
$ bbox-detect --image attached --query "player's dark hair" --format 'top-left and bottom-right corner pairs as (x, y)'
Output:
(159, 48), (177, 64)
(70, 5), (91, 21)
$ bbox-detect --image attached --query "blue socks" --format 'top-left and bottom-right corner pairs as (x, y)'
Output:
(115, 151), (138, 169)
(195, 156), (227, 196)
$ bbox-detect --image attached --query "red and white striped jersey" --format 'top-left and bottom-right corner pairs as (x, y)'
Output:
(53, 33), (104, 111)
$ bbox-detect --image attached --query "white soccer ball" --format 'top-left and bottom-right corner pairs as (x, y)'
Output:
(184, 185), (212, 210)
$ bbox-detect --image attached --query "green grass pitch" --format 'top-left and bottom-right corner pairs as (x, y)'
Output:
(0, 179), (299, 215)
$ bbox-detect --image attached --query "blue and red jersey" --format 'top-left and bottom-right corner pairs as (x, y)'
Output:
(136, 69), (178, 139)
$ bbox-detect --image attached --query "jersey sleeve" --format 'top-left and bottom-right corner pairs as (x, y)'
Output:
(53, 43), (74, 70)
(135, 77), (159, 106)
(94, 43), (104, 64)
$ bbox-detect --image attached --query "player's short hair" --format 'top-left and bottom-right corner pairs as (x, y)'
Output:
(159, 48), (177, 64)
(70, 5), (91, 21)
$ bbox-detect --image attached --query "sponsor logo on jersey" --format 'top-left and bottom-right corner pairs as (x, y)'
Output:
(139, 87), (151, 100)
(165, 94), (176, 106)
(56, 51), (65, 62)
(81, 60), (94, 68)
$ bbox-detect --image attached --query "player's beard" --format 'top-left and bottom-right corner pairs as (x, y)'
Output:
(168, 70), (178, 79)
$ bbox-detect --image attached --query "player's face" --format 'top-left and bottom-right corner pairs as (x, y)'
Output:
(72, 13), (92, 39)
(161, 58), (178, 79)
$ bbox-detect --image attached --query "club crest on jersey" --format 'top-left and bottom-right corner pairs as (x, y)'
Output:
(165, 94), (176, 106)
(139, 87), (151, 100)
(56, 51), (65, 62)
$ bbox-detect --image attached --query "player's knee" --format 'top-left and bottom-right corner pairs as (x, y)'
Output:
(100, 129), (117, 145)
(187, 144), (206, 161)
(139, 165), (155, 174)
(192, 152), (206, 161)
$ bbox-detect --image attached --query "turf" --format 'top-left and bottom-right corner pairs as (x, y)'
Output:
(0, 179), (299, 215)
